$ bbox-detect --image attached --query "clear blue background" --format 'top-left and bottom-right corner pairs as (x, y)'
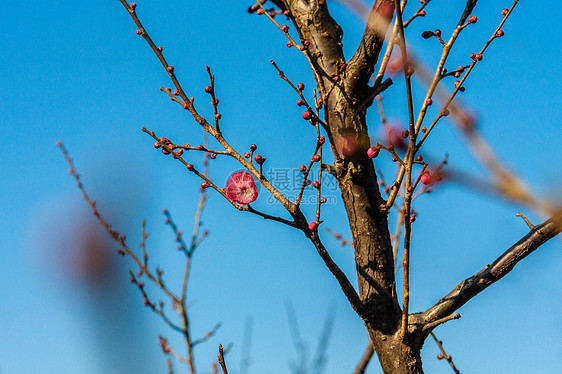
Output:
(1, 1), (560, 373)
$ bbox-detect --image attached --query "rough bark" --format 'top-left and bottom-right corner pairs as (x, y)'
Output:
(284, 1), (560, 373)
(287, 1), (423, 372)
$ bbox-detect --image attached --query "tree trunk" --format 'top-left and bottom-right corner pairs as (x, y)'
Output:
(289, 2), (425, 373)
(370, 329), (424, 374)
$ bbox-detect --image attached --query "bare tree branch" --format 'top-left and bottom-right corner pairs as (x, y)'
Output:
(347, 0), (395, 94)
(430, 332), (461, 374)
(352, 340), (374, 374)
(309, 235), (366, 319)
(218, 344), (228, 374)
(422, 212), (562, 326)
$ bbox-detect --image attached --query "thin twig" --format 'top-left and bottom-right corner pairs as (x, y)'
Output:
(352, 340), (375, 374)
(218, 344), (228, 374)
(430, 332), (461, 374)
(516, 212), (534, 229)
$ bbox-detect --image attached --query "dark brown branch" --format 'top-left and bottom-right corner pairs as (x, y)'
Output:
(422, 212), (562, 325)
(456, 0), (478, 27)
(310, 235), (366, 319)
(218, 344), (228, 374)
(352, 340), (374, 374)
(285, 0), (345, 98)
(347, 0), (395, 94)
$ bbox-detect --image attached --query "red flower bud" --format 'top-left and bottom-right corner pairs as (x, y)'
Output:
(283, 10), (290, 17)
(308, 222), (318, 231)
(303, 110), (312, 120)
(468, 15), (478, 24)
(130, 3), (137, 10)
(250, 144), (257, 151)
(420, 170), (432, 185)
(186, 164), (194, 171)
(496, 29), (505, 37)
(312, 154), (321, 162)
(282, 24), (289, 33)
(297, 82), (305, 91)
(204, 85), (213, 94)
(502, 8), (509, 16)
(425, 98), (433, 106)
(367, 147), (380, 158)
(244, 152), (250, 158)
(287, 41), (293, 48)
(422, 31), (434, 39)
(167, 66), (174, 74)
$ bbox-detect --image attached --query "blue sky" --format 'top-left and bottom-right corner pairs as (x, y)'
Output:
(1, 1), (560, 373)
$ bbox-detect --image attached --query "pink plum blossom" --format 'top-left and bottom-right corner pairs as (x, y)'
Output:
(225, 171), (258, 205)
